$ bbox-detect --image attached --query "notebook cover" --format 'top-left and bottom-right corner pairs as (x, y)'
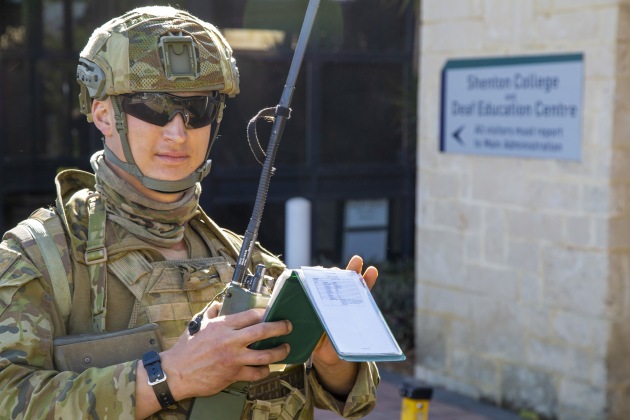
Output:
(249, 272), (324, 364)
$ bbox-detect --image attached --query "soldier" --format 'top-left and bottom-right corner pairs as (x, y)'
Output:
(0, 6), (379, 420)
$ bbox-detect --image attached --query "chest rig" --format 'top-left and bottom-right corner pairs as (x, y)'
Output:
(76, 192), (308, 419)
(80, 191), (236, 344)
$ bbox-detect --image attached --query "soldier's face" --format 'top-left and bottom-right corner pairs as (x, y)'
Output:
(95, 92), (212, 202)
(105, 92), (211, 183)
(125, 105), (211, 184)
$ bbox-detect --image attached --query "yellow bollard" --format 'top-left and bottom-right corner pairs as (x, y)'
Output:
(400, 383), (433, 420)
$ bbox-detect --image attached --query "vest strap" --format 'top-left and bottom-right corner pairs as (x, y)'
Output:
(86, 192), (108, 332)
(18, 215), (72, 324)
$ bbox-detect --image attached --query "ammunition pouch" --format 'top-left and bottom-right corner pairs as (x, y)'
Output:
(53, 323), (164, 373)
(188, 364), (306, 420)
(244, 364), (307, 420)
(248, 363), (305, 401)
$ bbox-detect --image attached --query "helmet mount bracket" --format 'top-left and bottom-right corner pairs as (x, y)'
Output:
(159, 34), (199, 81)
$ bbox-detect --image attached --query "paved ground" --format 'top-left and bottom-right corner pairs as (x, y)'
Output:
(315, 369), (522, 420)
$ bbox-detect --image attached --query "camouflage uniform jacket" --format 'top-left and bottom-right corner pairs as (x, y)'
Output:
(0, 169), (379, 419)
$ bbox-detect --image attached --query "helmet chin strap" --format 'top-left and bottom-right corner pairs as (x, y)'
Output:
(106, 96), (222, 193)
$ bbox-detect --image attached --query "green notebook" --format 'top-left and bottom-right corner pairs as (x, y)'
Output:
(250, 267), (405, 364)
(249, 271), (325, 364)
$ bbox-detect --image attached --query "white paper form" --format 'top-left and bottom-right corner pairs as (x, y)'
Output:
(300, 267), (402, 357)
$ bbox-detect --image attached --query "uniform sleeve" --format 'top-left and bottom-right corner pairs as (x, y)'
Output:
(308, 362), (379, 419)
(0, 240), (138, 419)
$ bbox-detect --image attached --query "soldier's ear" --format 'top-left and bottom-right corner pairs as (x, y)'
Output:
(92, 98), (114, 136)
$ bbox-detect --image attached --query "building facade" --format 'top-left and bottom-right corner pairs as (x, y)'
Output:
(416, 1), (630, 418)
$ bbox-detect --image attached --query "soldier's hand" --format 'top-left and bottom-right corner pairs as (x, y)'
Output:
(158, 307), (292, 400)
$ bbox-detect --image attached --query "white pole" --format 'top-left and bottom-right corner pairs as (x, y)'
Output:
(285, 197), (311, 268)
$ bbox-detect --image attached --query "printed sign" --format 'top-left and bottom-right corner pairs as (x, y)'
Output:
(440, 54), (583, 160)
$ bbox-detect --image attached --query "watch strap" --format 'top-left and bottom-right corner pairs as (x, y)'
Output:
(142, 350), (176, 408)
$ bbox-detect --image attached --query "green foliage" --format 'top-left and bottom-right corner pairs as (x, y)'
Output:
(370, 260), (415, 352)
(518, 410), (540, 420)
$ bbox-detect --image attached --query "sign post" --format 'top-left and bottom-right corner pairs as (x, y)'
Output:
(440, 54), (584, 160)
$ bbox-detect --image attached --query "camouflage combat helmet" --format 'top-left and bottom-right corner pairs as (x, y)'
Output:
(76, 6), (240, 193)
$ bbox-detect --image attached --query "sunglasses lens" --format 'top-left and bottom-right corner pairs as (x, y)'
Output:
(121, 93), (220, 128)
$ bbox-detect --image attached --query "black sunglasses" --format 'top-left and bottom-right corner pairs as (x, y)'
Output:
(120, 92), (223, 129)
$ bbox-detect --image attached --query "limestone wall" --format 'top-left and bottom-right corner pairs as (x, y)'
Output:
(415, 1), (630, 418)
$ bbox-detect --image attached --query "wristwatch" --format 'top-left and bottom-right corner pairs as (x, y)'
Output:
(142, 350), (176, 408)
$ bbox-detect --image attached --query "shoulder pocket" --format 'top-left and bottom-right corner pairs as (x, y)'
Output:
(0, 242), (41, 309)
(2, 209), (72, 325)
(0, 243), (20, 281)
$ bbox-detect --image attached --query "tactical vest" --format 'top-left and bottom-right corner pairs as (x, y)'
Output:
(7, 182), (307, 419)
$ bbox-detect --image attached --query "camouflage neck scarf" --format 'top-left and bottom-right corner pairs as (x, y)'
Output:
(91, 151), (201, 247)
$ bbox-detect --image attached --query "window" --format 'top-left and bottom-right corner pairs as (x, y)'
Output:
(0, 0), (416, 263)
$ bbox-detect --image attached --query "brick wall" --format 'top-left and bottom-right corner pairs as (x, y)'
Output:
(416, 1), (630, 418)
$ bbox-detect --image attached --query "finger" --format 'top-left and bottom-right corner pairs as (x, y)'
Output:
(244, 343), (291, 367)
(221, 308), (266, 330)
(234, 364), (272, 383)
(346, 255), (364, 273)
(237, 319), (292, 345)
(206, 301), (222, 319)
(363, 266), (378, 290)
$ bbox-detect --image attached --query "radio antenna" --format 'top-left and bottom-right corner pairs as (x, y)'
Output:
(231, 0), (321, 285)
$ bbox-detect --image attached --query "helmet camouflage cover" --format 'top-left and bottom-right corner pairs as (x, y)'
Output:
(76, 6), (239, 193)
(77, 6), (239, 120)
